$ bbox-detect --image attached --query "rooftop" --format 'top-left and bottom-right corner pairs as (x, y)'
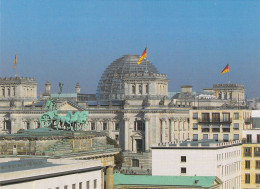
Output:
(114, 173), (221, 188)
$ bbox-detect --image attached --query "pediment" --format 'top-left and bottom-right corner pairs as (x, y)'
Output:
(131, 131), (143, 138)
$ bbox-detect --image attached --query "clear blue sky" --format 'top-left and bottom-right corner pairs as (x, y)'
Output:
(1, 0), (260, 98)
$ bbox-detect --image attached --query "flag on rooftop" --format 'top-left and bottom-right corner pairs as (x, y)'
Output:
(137, 47), (147, 64)
(13, 54), (17, 69)
(220, 64), (229, 75)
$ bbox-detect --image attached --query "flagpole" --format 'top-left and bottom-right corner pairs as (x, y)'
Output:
(145, 44), (148, 73)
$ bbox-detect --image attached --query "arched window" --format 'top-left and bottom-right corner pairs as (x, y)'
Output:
(27, 122), (30, 130)
(91, 122), (95, 130)
(132, 159), (139, 167)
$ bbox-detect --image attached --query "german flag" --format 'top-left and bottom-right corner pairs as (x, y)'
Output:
(137, 48), (147, 64)
(220, 64), (229, 75)
(13, 54), (17, 69)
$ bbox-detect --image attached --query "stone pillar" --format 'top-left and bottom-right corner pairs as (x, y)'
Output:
(161, 118), (166, 143)
(124, 117), (129, 151)
(169, 118), (173, 142)
(10, 118), (16, 134)
(144, 117), (150, 151)
(106, 166), (114, 189)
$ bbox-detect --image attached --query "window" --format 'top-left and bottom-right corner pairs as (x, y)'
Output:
(255, 147), (260, 157)
(132, 159), (139, 167)
(256, 161), (260, 169)
(115, 134), (119, 141)
(8, 88), (10, 96)
(13, 87), (15, 96)
(27, 122), (30, 130)
(201, 125), (209, 132)
(103, 122), (107, 130)
(91, 122), (95, 130)
(193, 113), (198, 119)
(132, 85), (136, 94)
(257, 135), (260, 143)
(86, 181), (90, 189)
(146, 84), (149, 94)
(115, 123), (120, 130)
(135, 121), (145, 131)
(233, 123), (239, 130)
(224, 92), (227, 100)
(139, 85), (142, 94)
(223, 134), (229, 142)
(181, 156), (186, 162)
(193, 134), (198, 141)
(234, 113), (239, 120)
(245, 174), (250, 184)
(192, 123), (198, 130)
(246, 134), (252, 143)
(72, 184), (76, 189)
(229, 92), (232, 100)
(2, 88), (5, 97)
(181, 167), (186, 174)
(37, 122), (40, 128)
(256, 174), (260, 184)
(233, 134), (239, 140)
(223, 113), (230, 122)
(64, 186), (68, 189)
(218, 92), (222, 99)
(213, 134), (218, 141)
(201, 113), (210, 122)
(94, 180), (97, 189)
(203, 134), (208, 140)
(245, 160), (250, 169)
(222, 124), (230, 132)
(212, 125), (220, 132)
(55, 187), (59, 189)
(212, 113), (220, 122)
(244, 147), (252, 157)
(79, 182), (82, 189)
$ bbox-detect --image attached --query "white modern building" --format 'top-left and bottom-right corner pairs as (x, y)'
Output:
(0, 158), (102, 189)
(152, 140), (242, 189)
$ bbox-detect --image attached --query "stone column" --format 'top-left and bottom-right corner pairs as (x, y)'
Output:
(124, 117), (129, 151)
(144, 117), (150, 151)
(169, 118), (174, 142)
(106, 166), (114, 189)
(10, 118), (16, 134)
(161, 118), (166, 143)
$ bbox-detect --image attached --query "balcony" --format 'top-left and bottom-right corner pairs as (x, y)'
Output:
(198, 118), (232, 124)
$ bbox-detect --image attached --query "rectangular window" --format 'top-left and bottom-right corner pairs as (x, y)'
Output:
(115, 123), (120, 130)
(245, 174), (250, 184)
(257, 135), (260, 143)
(103, 122), (107, 130)
(79, 182), (82, 189)
(193, 134), (198, 141)
(181, 167), (186, 174)
(91, 122), (95, 130)
(181, 156), (186, 162)
(256, 174), (260, 184)
(86, 181), (90, 189)
(245, 160), (250, 169)
(212, 113), (220, 122)
(256, 161), (260, 169)
(201, 113), (210, 122)
(193, 113), (198, 119)
(213, 134), (218, 141)
(233, 123), (239, 130)
(247, 134), (252, 143)
(192, 123), (198, 130)
(203, 134), (208, 140)
(223, 113), (230, 122)
(244, 147), (252, 157)
(94, 179), (97, 189)
(255, 147), (260, 157)
(234, 112), (239, 120)
(64, 186), (68, 189)
(223, 134), (229, 142)
(234, 134), (239, 140)
(72, 184), (76, 189)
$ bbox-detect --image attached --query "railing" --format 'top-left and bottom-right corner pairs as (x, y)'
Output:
(198, 118), (232, 123)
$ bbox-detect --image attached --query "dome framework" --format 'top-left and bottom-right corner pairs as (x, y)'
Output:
(96, 55), (159, 100)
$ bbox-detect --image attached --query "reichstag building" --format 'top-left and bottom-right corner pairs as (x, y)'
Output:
(0, 54), (248, 169)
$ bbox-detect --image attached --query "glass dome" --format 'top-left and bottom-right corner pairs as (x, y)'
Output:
(96, 55), (159, 100)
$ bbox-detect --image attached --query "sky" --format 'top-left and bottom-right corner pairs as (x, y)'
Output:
(1, 0), (260, 98)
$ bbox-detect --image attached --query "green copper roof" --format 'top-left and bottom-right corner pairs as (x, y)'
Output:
(114, 173), (218, 188)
